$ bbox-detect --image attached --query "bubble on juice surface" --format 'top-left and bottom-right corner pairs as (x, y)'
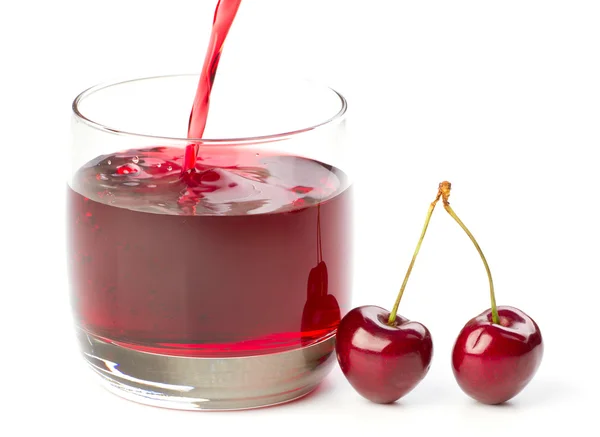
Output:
(132, 156), (140, 164)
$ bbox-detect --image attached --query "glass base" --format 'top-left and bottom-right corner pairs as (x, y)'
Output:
(76, 328), (336, 410)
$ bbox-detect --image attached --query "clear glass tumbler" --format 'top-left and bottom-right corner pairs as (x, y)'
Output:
(66, 74), (353, 410)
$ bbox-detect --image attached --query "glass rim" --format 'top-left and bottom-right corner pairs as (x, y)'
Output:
(72, 73), (348, 145)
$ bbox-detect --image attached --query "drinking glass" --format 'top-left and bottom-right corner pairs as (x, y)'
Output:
(67, 73), (352, 410)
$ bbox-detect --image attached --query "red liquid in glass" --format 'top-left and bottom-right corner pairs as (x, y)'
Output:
(67, 147), (352, 357)
(68, 0), (350, 358)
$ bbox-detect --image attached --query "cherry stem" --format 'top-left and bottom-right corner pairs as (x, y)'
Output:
(317, 203), (323, 264)
(440, 182), (500, 325)
(388, 188), (442, 325)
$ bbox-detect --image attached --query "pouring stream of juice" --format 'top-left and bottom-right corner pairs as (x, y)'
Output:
(184, 0), (243, 173)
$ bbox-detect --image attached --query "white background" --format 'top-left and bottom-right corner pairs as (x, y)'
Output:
(1, 0), (599, 435)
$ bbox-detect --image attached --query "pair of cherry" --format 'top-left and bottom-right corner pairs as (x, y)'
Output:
(335, 182), (543, 405)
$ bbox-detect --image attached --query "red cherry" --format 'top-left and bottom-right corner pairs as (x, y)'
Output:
(336, 188), (443, 403)
(452, 306), (543, 404)
(301, 261), (341, 344)
(301, 203), (340, 344)
(336, 306), (433, 404)
(438, 181), (544, 404)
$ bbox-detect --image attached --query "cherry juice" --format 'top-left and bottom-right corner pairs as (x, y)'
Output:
(68, 0), (351, 359)
(67, 147), (352, 357)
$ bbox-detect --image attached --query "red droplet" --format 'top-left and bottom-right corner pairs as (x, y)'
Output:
(292, 198), (306, 208)
(291, 186), (314, 194)
(85, 212), (93, 217)
(116, 164), (140, 175)
(228, 182), (238, 188)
